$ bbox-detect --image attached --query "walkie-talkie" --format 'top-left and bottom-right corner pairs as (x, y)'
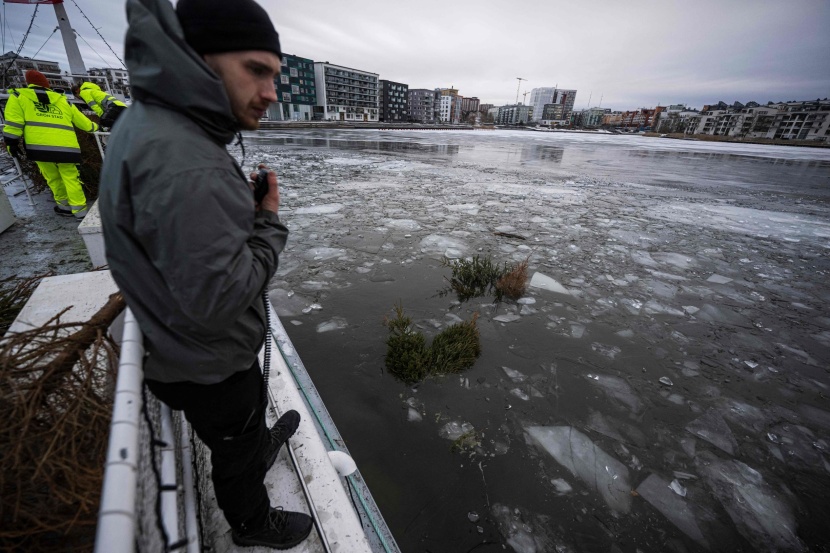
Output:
(253, 169), (269, 204)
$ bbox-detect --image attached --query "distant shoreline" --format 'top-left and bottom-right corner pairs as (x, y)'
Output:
(257, 121), (830, 148)
(642, 131), (830, 149)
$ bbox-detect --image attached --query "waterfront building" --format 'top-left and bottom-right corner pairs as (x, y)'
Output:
(408, 88), (437, 123)
(379, 80), (409, 122)
(573, 107), (611, 128)
(479, 103), (494, 113)
(684, 99), (830, 142)
(769, 100), (830, 141)
(1, 52), (64, 90)
(652, 104), (699, 134)
(496, 104), (533, 125)
(530, 86), (577, 122)
(541, 103), (565, 125)
(461, 97), (480, 113)
(437, 95), (453, 123)
(554, 89), (577, 121)
(529, 87), (556, 122)
(270, 53), (316, 121)
(313, 62), (379, 122)
(437, 88), (462, 123)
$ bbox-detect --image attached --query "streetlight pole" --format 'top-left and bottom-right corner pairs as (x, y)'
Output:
(515, 77), (526, 105)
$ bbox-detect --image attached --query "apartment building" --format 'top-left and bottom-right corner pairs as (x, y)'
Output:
(437, 88), (462, 123)
(684, 100), (830, 142)
(652, 105), (700, 133)
(437, 95), (453, 123)
(379, 80), (409, 122)
(270, 53), (316, 121)
(1, 52), (64, 90)
(574, 107), (611, 128)
(554, 89), (577, 121)
(408, 89), (437, 123)
(313, 62), (379, 122)
(541, 103), (565, 125)
(461, 96), (480, 118)
(771, 101), (830, 141)
(529, 87), (556, 122)
(496, 104), (533, 125)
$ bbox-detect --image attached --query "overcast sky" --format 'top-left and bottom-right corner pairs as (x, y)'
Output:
(2, 0), (828, 111)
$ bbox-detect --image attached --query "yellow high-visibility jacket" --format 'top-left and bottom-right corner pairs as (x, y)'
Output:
(3, 84), (98, 163)
(78, 82), (127, 117)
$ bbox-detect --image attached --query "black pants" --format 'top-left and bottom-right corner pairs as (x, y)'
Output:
(146, 361), (269, 531)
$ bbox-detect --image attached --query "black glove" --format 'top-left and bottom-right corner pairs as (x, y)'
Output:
(5, 139), (22, 159)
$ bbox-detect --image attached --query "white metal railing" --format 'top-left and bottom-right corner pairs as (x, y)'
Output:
(94, 308), (199, 553)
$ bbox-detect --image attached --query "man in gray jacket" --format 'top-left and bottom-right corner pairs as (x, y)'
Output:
(99, 0), (313, 548)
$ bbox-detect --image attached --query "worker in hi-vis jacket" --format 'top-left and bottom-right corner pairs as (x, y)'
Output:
(3, 70), (99, 219)
(75, 81), (127, 128)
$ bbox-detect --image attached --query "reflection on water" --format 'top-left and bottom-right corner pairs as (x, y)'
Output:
(245, 135), (460, 155)
(246, 129), (830, 197)
(521, 144), (564, 164)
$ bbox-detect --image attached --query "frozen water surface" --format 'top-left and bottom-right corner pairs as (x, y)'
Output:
(527, 426), (632, 514)
(236, 129), (830, 552)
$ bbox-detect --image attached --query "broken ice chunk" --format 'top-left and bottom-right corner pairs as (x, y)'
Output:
(526, 426), (632, 513)
(706, 274), (733, 284)
(407, 408), (423, 422)
(550, 478), (573, 495)
(502, 366), (527, 382)
(529, 272), (571, 296)
(494, 313), (521, 323)
(316, 317), (348, 333)
(669, 479), (687, 497)
(636, 473), (707, 547)
(439, 421), (474, 441)
(685, 410), (738, 455)
(510, 388), (530, 401)
(697, 452), (804, 552)
(585, 374), (644, 415)
(659, 376), (673, 386)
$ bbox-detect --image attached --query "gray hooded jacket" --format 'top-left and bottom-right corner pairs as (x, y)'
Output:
(99, 0), (288, 384)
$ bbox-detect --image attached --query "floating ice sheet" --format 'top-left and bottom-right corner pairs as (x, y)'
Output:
(685, 410), (738, 455)
(527, 426), (632, 513)
(636, 473), (708, 547)
(529, 272), (571, 296)
(697, 452), (804, 553)
(586, 374), (644, 415)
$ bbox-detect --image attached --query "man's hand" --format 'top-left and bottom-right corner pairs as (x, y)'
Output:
(250, 163), (279, 213)
(5, 140), (22, 159)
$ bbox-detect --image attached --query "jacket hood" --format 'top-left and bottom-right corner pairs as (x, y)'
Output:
(79, 82), (101, 93)
(124, 0), (237, 143)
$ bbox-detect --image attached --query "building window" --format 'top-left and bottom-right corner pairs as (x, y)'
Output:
(282, 92), (291, 102)
(280, 75), (290, 85)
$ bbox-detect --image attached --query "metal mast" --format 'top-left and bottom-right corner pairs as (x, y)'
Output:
(5, 0), (86, 76)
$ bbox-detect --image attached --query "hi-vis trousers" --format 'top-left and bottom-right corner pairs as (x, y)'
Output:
(35, 161), (88, 218)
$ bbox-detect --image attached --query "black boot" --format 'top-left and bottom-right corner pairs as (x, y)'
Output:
(264, 410), (300, 470)
(232, 507), (313, 549)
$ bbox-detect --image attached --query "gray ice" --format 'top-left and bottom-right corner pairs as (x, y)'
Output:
(585, 374), (644, 415)
(439, 421), (474, 441)
(636, 473), (708, 547)
(526, 426), (632, 514)
(686, 410), (738, 456)
(529, 272), (572, 296)
(502, 366), (527, 382)
(697, 452), (804, 553)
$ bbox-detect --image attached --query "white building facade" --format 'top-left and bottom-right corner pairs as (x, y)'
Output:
(529, 87), (556, 122)
(313, 62), (379, 122)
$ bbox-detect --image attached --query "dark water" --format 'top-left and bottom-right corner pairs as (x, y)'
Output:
(244, 129), (830, 553)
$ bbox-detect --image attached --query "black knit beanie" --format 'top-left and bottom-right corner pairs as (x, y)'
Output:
(176, 0), (281, 59)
